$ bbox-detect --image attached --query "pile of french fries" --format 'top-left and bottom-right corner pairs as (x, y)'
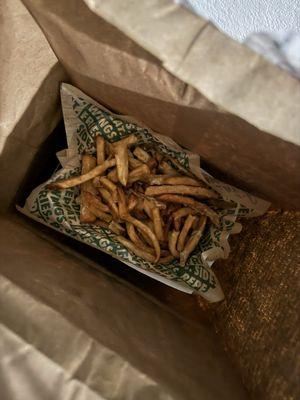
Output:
(48, 134), (221, 266)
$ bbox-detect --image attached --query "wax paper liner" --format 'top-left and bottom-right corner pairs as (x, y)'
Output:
(19, 84), (270, 302)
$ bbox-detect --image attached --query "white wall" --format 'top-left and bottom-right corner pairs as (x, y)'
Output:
(181, 0), (300, 41)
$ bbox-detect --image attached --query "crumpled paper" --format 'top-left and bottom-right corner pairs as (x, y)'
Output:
(19, 83), (269, 302)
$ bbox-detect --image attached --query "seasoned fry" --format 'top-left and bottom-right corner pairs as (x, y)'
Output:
(168, 230), (180, 258)
(145, 185), (218, 199)
(80, 154), (97, 222)
(83, 192), (110, 213)
(116, 236), (156, 263)
(47, 158), (116, 189)
(112, 134), (137, 186)
(148, 175), (204, 187)
(127, 193), (138, 211)
(108, 221), (125, 235)
(177, 214), (197, 252)
(125, 215), (160, 262)
(155, 152), (163, 163)
(157, 194), (219, 226)
(128, 164), (150, 184)
(107, 168), (119, 183)
(180, 216), (207, 266)
(96, 136), (105, 165)
(172, 207), (195, 230)
(133, 147), (151, 163)
(87, 205), (112, 222)
(126, 222), (154, 253)
(98, 187), (119, 218)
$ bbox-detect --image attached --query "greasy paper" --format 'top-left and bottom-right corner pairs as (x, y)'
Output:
(20, 84), (269, 302)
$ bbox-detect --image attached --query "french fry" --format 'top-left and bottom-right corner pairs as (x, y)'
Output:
(108, 220), (125, 235)
(128, 164), (150, 184)
(177, 214), (197, 252)
(180, 216), (207, 266)
(159, 253), (175, 264)
(116, 236), (156, 263)
(107, 168), (119, 183)
(125, 215), (160, 262)
(126, 222), (154, 253)
(133, 147), (151, 163)
(80, 154), (97, 223)
(96, 136), (106, 165)
(145, 185), (218, 199)
(87, 205), (112, 222)
(143, 199), (153, 219)
(168, 230), (180, 258)
(112, 134), (137, 186)
(83, 192), (110, 213)
(117, 187), (128, 219)
(149, 203), (164, 242)
(148, 175), (204, 187)
(127, 193), (138, 211)
(128, 156), (143, 169)
(47, 158), (116, 189)
(98, 176), (118, 202)
(172, 207), (195, 230)
(98, 187), (119, 219)
(158, 160), (178, 175)
(157, 194), (219, 226)
(155, 152), (163, 163)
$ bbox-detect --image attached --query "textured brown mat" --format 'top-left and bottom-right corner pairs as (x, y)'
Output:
(197, 211), (300, 399)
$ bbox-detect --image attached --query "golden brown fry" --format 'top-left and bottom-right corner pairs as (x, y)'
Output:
(172, 207), (195, 230)
(112, 135), (137, 186)
(157, 194), (219, 226)
(80, 154), (97, 223)
(180, 216), (207, 266)
(87, 205), (112, 222)
(47, 159), (116, 189)
(145, 185), (218, 199)
(126, 222), (154, 254)
(168, 230), (180, 258)
(96, 136), (105, 165)
(128, 164), (151, 184)
(177, 214), (197, 252)
(133, 147), (151, 163)
(148, 175), (204, 187)
(125, 215), (160, 262)
(127, 193), (138, 211)
(108, 220), (125, 235)
(150, 204), (164, 242)
(83, 192), (110, 213)
(107, 168), (119, 183)
(116, 236), (156, 263)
